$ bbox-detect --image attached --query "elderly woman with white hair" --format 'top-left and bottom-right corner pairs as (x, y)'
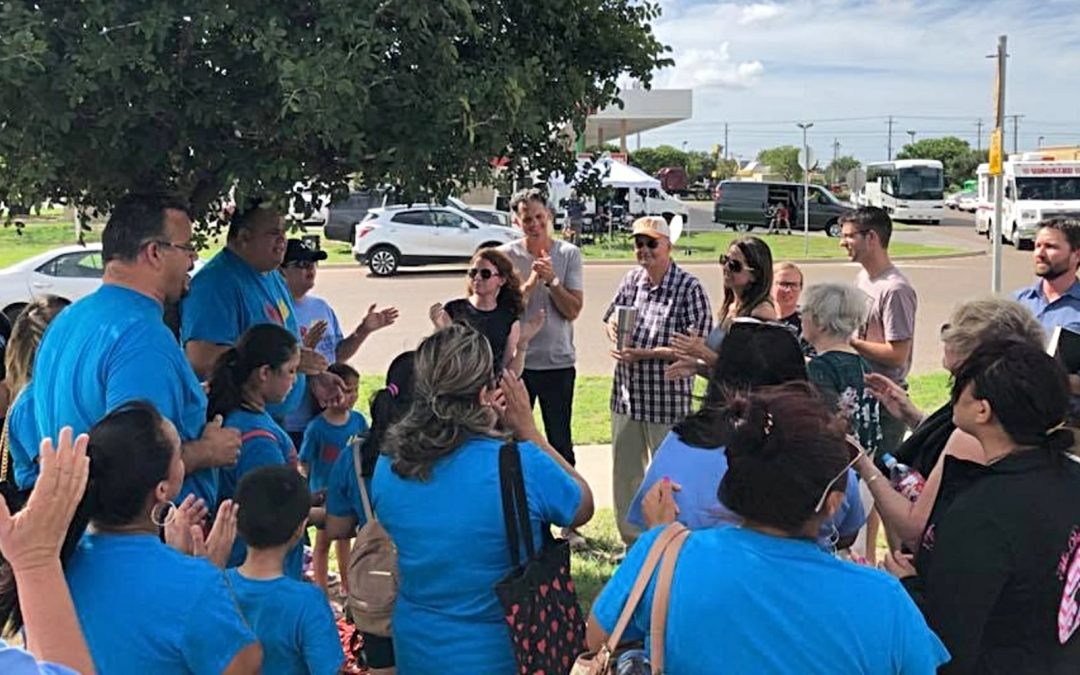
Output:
(801, 283), (882, 457)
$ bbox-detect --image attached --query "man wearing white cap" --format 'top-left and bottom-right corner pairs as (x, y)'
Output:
(602, 216), (712, 547)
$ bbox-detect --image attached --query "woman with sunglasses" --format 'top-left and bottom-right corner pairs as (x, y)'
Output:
(668, 237), (777, 378)
(429, 248), (540, 375)
(884, 340), (1080, 674)
(587, 383), (949, 674)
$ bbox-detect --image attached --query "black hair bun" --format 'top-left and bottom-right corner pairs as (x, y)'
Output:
(723, 392), (778, 460)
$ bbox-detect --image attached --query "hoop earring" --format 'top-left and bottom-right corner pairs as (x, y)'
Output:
(824, 522), (840, 557)
(150, 501), (177, 528)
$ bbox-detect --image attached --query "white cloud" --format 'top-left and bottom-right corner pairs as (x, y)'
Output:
(660, 43), (764, 89)
(738, 3), (783, 25)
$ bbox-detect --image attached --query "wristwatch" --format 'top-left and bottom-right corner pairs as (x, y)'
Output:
(546, 276), (560, 289)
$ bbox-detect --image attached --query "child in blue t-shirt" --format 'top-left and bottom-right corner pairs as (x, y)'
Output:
(204, 323), (307, 577)
(300, 362), (368, 597)
(227, 465), (345, 675)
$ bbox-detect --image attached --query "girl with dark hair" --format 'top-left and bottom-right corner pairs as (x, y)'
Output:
(197, 323), (304, 577)
(629, 321), (865, 550)
(667, 236), (777, 378)
(885, 340), (1080, 673)
(428, 248), (542, 375)
(588, 384), (949, 673)
(326, 350), (415, 673)
(0, 403), (261, 674)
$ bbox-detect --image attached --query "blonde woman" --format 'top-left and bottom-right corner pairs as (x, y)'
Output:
(376, 323), (593, 674)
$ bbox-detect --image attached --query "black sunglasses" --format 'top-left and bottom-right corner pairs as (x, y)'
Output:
(633, 236), (659, 250)
(718, 254), (752, 274)
(468, 268), (500, 280)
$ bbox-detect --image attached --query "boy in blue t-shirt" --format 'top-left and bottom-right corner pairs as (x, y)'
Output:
(300, 362), (368, 597)
(227, 466), (345, 675)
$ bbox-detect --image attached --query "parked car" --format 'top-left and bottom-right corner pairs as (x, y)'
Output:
(712, 180), (850, 237)
(945, 192), (963, 210)
(0, 243), (204, 323)
(323, 190), (395, 243)
(957, 191), (978, 213)
(352, 205), (519, 276)
(446, 197), (513, 227)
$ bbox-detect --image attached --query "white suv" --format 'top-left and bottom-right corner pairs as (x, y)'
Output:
(352, 205), (520, 276)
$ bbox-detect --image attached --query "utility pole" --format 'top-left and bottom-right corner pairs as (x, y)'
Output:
(723, 123), (729, 160)
(1005, 113), (1024, 153)
(907, 130), (916, 144)
(989, 36), (1008, 294)
(975, 119), (983, 153)
(886, 116), (894, 160)
(832, 138), (840, 183)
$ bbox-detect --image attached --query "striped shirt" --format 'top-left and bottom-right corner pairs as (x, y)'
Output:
(603, 262), (713, 424)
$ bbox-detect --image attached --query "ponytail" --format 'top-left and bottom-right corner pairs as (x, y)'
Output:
(206, 324), (299, 420)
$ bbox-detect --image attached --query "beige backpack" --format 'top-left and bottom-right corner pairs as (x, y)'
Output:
(345, 440), (398, 637)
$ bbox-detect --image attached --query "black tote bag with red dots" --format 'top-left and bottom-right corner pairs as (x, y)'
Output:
(495, 441), (588, 674)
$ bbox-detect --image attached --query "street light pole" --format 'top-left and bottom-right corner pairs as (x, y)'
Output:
(796, 122), (814, 255)
(907, 130), (916, 144)
(1038, 135), (1045, 149)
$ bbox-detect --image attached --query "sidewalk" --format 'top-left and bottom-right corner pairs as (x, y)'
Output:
(575, 444), (614, 509)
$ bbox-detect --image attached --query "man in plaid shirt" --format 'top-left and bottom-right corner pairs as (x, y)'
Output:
(603, 216), (713, 545)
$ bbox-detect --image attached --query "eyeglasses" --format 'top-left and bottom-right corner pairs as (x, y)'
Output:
(718, 254), (752, 274)
(285, 260), (316, 270)
(633, 236), (659, 250)
(467, 268), (500, 280)
(149, 240), (198, 256)
(813, 435), (866, 513)
(776, 281), (802, 290)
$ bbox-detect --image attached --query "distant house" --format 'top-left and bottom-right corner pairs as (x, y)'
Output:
(733, 161), (783, 182)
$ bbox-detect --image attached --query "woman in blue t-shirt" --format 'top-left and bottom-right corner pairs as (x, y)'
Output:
(374, 323), (593, 674)
(629, 321), (866, 550)
(589, 384), (950, 674)
(0, 402), (262, 674)
(204, 323), (306, 576)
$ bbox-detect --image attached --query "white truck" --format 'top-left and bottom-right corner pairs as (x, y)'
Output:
(975, 156), (1080, 249)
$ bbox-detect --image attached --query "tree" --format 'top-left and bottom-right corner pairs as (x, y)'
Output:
(896, 137), (986, 188)
(826, 155), (860, 184)
(0, 1), (669, 232)
(629, 144), (686, 175)
(756, 146), (802, 181)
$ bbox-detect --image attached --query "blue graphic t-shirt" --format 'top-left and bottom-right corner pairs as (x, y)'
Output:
(180, 248), (306, 418)
(299, 411), (368, 494)
(284, 295), (344, 433)
(226, 570), (344, 675)
(26, 285), (207, 471)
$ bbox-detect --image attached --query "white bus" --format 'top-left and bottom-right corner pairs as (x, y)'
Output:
(975, 156), (1080, 249)
(856, 159), (945, 223)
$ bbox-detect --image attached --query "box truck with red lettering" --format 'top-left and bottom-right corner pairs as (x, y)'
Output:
(975, 156), (1080, 249)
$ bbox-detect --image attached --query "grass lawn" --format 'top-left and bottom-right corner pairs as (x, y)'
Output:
(580, 230), (960, 261)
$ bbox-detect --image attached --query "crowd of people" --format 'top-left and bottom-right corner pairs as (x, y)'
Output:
(0, 187), (1078, 674)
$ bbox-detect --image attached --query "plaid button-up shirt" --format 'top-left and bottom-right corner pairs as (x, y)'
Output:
(603, 262), (713, 424)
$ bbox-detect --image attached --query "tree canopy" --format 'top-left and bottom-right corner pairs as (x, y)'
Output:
(757, 145), (803, 181)
(0, 1), (670, 226)
(896, 137), (987, 188)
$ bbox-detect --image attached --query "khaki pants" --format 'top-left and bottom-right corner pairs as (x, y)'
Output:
(612, 412), (673, 546)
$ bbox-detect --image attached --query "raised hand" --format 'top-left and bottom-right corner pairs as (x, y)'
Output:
(642, 477), (682, 528)
(665, 355), (700, 380)
(428, 302), (451, 329)
(671, 331), (708, 360)
(299, 346), (329, 375)
(164, 494), (210, 555)
(360, 304), (399, 334)
(302, 320), (329, 349)
(0, 427), (89, 572)
(496, 370), (539, 440)
(531, 251), (555, 284)
(520, 309), (547, 346)
(863, 372), (922, 426)
(192, 500), (239, 569)
(310, 371), (346, 408)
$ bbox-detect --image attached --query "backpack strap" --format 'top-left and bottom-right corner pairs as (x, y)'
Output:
(650, 525), (690, 675)
(597, 522), (687, 664)
(498, 441), (535, 569)
(240, 429), (279, 444)
(352, 437), (376, 524)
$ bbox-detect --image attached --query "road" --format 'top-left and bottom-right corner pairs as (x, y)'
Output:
(312, 207), (1038, 378)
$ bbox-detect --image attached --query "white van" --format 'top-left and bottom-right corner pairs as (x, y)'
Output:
(975, 156), (1080, 249)
(624, 186), (690, 222)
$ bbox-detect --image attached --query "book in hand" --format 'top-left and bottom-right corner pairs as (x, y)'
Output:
(1047, 325), (1080, 374)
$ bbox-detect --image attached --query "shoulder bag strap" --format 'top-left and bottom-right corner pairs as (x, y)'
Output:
(352, 437), (375, 523)
(506, 441), (535, 561)
(650, 526), (691, 675)
(0, 388), (24, 485)
(499, 442), (525, 568)
(599, 522), (686, 659)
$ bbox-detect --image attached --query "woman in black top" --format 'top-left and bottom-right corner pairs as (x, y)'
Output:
(429, 248), (531, 375)
(886, 339), (1080, 674)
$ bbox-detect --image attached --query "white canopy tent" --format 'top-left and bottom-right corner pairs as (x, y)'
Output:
(549, 156), (660, 191)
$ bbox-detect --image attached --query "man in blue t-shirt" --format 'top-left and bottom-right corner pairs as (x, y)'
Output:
(24, 193), (241, 481)
(181, 206), (343, 419)
(279, 238), (397, 445)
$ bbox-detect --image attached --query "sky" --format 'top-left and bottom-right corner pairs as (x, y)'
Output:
(635, 0), (1080, 164)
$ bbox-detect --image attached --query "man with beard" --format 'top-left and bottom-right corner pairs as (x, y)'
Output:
(1014, 218), (1080, 393)
(23, 192), (241, 483)
(603, 216), (712, 547)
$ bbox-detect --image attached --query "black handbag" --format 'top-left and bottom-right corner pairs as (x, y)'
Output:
(495, 441), (588, 674)
(0, 412), (27, 513)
